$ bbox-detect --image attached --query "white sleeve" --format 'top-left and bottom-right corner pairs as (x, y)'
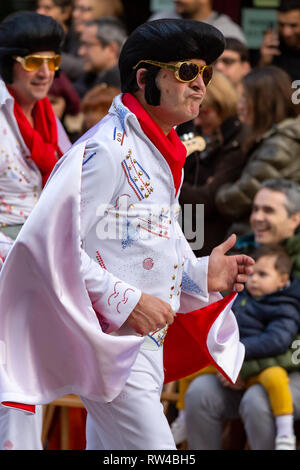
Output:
(79, 138), (141, 333)
(80, 249), (141, 333)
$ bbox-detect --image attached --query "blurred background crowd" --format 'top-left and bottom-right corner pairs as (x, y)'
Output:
(1, 0), (300, 452)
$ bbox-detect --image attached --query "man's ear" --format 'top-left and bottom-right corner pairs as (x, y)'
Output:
(290, 211), (300, 231)
(136, 68), (147, 91)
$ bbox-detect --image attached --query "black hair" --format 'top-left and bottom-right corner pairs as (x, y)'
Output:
(278, 0), (300, 12)
(251, 244), (293, 275)
(119, 19), (225, 106)
(0, 11), (64, 83)
(224, 37), (250, 62)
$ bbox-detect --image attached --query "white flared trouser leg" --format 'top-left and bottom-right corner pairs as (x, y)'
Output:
(0, 405), (43, 450)
(81, 347), (176, 450)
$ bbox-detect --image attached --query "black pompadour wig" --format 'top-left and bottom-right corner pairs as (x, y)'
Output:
(119, 19), (225, 106)
(0, 11), (64, 84)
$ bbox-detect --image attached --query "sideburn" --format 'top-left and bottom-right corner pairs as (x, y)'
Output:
(144, 68), (161, 106)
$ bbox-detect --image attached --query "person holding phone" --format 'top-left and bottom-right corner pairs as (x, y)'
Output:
(259, 0), (300, 81)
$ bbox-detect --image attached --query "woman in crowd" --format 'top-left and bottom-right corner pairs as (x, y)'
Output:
(216, 66), (300, 232)
(179, 70), (249, 256)
(37, 0), (73, 35)
(36, 0), (82, 139)
(36, 0), (83, 81)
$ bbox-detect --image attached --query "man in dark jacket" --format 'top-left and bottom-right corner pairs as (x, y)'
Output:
(259, 0), (300, 82)
(74, 17), (126, 98)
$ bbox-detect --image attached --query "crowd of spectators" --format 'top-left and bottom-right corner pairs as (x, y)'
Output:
(1, 0), (300, 452)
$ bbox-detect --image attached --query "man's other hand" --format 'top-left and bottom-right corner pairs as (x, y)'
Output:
(127, 293), (175, 336)
(207, 234), (255, 293)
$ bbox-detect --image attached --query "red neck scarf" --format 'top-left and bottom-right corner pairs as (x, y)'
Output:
(122, 93), (187, 196)
(8, 88), (63, 187)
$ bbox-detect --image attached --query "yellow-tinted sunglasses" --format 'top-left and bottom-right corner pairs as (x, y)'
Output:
(133, 59), (213, 86)
(13, 54), (61, 72)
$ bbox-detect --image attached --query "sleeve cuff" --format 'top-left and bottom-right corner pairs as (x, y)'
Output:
(93, 282), (142, 333)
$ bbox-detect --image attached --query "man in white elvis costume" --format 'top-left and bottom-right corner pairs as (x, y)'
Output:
(0, 11), (71, 450)
(0, 19), (254, 450)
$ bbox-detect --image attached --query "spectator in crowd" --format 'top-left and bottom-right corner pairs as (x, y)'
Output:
(214, 37), (251, 89)
(215, 66), (300, 230)
(173, 243), (300, 449)
(36, 0), (73, 35)
(79, 83), (120, 133)
(48, 71), (80, 121)
(72, 0), (124, 35)
(179, 70), (249, 256)
(35, 2), (82, 133)
(233, 244), (300, 450)
(0, 11), (70, 449)
(74, 16), (127, 98)
(149, 0), (246, 44)
(36, 0), (84, 83)
(48, 70), (81, 141)
(36, 0), (73, 30)
(235, 179), (300, 279)
(259, 0), (300, 81)
(184, 178), (300, 450)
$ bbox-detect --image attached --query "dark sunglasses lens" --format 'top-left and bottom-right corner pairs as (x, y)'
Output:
(202, 66), (213, 85)
(179, 62), (199, 81)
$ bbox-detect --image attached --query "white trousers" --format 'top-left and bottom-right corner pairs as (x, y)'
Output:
(81, 347), (176, 450)
(0, 405), (43, 450)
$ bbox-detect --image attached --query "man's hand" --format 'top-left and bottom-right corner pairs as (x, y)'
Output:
(127, 292), (175, 336)
(207, 234), (254, 293)
(259, 30), (281, 66)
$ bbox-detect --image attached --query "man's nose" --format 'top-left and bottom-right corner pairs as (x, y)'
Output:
(252, 208), (265, 220)
(282, 25), (294, 37)
(37, 61), (52, 76)
(191, 72), (206, 92)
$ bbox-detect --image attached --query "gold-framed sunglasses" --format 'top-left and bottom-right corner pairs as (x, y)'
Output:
(133, 59), (213, 86)
(13, 54), (61, 72)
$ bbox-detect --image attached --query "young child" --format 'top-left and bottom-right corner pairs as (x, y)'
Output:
(172, 244), (300, 450)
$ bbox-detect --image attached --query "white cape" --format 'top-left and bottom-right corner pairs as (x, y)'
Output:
(0, 139), (144, 406)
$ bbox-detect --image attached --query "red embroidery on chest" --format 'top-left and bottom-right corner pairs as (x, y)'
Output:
(96, 250), (106, 270)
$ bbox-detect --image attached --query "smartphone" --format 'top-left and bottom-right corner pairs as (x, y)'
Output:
(266, 21), (279, 49)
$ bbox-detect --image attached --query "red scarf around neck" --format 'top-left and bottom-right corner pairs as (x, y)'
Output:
(8, 88), (62, 187)
(122, 93), (187, 196)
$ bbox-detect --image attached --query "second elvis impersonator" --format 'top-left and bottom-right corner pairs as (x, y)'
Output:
(0, 19), (254, 449)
